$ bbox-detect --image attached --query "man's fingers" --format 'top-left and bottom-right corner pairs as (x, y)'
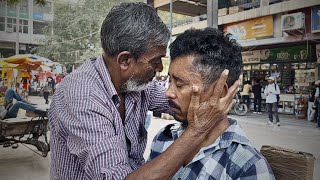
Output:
(225, 99), (236, 113)
(187, 86), (200, 121)
(210, 69), (229, 104)
(221, 80), (239, 101)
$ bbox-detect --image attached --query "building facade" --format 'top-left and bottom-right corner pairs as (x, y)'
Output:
(0, 0), (53, 58)
(149, 0), (320, 115)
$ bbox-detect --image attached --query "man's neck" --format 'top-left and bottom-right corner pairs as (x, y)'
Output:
(201, 117), (229, 148)
(102, 53), (123, 95)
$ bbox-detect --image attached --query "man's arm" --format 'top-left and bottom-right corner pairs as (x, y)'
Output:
(127, 69), (239, 179)
(146, 81), (170, 113)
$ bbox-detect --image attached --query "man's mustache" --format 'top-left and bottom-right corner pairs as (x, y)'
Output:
(168, 100), (180, 110)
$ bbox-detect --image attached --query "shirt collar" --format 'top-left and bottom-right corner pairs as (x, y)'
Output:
(93, 55), (119, 103)
(170, 118), (251, 165)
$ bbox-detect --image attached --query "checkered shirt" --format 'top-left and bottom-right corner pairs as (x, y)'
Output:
(149, 118), (275, 180)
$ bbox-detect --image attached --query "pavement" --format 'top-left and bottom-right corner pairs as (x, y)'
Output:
(0, 96), (319, 180)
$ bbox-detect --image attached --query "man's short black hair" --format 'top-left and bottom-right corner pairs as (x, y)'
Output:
(170, 28), (243, 87)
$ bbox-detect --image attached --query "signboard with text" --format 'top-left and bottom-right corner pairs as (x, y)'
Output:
(311, 6), (320, 33)
(242, 46), (315, 64)
(224, 15), (273, 40)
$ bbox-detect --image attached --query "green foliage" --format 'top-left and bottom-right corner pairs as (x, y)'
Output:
(6, 0), (46, 6)
(157, 10), (190, 26)
(33, 0), (142, 64)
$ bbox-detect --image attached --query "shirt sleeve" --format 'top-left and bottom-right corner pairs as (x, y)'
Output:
(264, 85), (268, 95)
(64, 97), (132, 179)
(238, 158), (276, 180)
(275, 85), (280, 95)
(145, 81), (170, 113)
(315, 87), (319, 97)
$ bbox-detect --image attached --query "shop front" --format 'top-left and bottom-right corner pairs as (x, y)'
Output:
(242, 45), (316, 117)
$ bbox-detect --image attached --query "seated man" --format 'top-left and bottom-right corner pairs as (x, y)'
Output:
(149, 28), (275, 179)
(0, 83), (37, 120)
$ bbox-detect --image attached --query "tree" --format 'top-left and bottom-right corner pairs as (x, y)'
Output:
(6, 0), (46, 5)
(33, 0), (142, 66)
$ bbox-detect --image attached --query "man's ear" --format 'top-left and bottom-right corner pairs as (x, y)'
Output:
(116, 51), (135, 70)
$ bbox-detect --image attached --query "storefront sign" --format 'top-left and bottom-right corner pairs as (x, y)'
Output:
(0, 0), (4, 16)
(224, 15), (273, 40)
(20, 8), (28, 19)
(242, 46), (314, 63)
(311, 6), (320, 33)
(241, 50), (260, 64)
(6, 6), (16, 17)
(263, 46), (313, 61)
(33, 12), (44, 21)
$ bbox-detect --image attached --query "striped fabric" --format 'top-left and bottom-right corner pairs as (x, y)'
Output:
(149, 119), (276, 180)
(48, 55), (169, 179)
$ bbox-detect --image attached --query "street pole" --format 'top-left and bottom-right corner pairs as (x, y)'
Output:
(15, 3), (20, 55)
(169, 0), (173, 43)
(207, 0), (218, 28)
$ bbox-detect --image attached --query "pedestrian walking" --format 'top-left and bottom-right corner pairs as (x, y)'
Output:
(252, 79), (262, 114)
(242, 81), (252, 110)
(42, 79), (51, 104)
(307, 82), (316, 121)
(264, 76), (280, 126)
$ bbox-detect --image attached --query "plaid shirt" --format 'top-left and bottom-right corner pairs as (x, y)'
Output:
(48, 55), (169, 179)
(149, 119), (275, 180)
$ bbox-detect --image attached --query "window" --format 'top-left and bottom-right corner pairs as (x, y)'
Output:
(33, 21), (47, 34)
(0, 17), (4, 31)
(6, 17), (28, 33)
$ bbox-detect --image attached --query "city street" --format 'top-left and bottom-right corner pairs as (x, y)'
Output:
(0, 96), (319, 179)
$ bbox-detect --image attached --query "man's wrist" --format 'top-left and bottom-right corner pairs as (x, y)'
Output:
(184, 127), (206, 142)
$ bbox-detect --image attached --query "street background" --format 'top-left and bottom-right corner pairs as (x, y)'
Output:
(0, 96), (319, 180)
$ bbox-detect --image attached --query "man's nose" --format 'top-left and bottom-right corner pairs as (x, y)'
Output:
(165, 87), (176, 99)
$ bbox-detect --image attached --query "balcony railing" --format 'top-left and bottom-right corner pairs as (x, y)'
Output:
(165, 0), (286, 28)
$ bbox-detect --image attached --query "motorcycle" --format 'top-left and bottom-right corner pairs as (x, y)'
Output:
(232, 92), (248, 116)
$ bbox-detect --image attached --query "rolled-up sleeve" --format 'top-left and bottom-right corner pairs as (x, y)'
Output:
(64, 97), (132, 179)
(145, 81), (170, 113)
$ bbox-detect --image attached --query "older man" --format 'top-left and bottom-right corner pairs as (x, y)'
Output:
(149, 28), (275, 179)
(48, 3), (238, 179)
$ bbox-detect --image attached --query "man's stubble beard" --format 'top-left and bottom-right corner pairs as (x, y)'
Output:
(121, 75), (150, 93)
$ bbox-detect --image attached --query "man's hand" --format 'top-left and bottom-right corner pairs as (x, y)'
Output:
(187, 69), (239, 134)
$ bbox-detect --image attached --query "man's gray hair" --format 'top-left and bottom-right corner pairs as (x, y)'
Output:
(100, 2), (170, 60)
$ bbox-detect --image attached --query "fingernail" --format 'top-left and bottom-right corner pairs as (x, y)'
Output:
(193, 86), (199, 93)
(224, 69), (229, 76)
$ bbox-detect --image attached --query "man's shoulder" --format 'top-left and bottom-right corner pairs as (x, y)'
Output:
(149, 123), (177, 160)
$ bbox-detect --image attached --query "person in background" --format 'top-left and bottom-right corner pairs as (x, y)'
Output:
(42, 78), (51, 104)
(314, 80), (320, 128)
(307, 82), (316, 122)
(1, 83), (37, 120)
(242, 80), (252, 110)
(252, 79), (262, 114)
(264, 76), (280, 126)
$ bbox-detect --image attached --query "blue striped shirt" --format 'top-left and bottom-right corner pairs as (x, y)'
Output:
(149, 119), (275, 180)
(48, 55), (169, 179)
